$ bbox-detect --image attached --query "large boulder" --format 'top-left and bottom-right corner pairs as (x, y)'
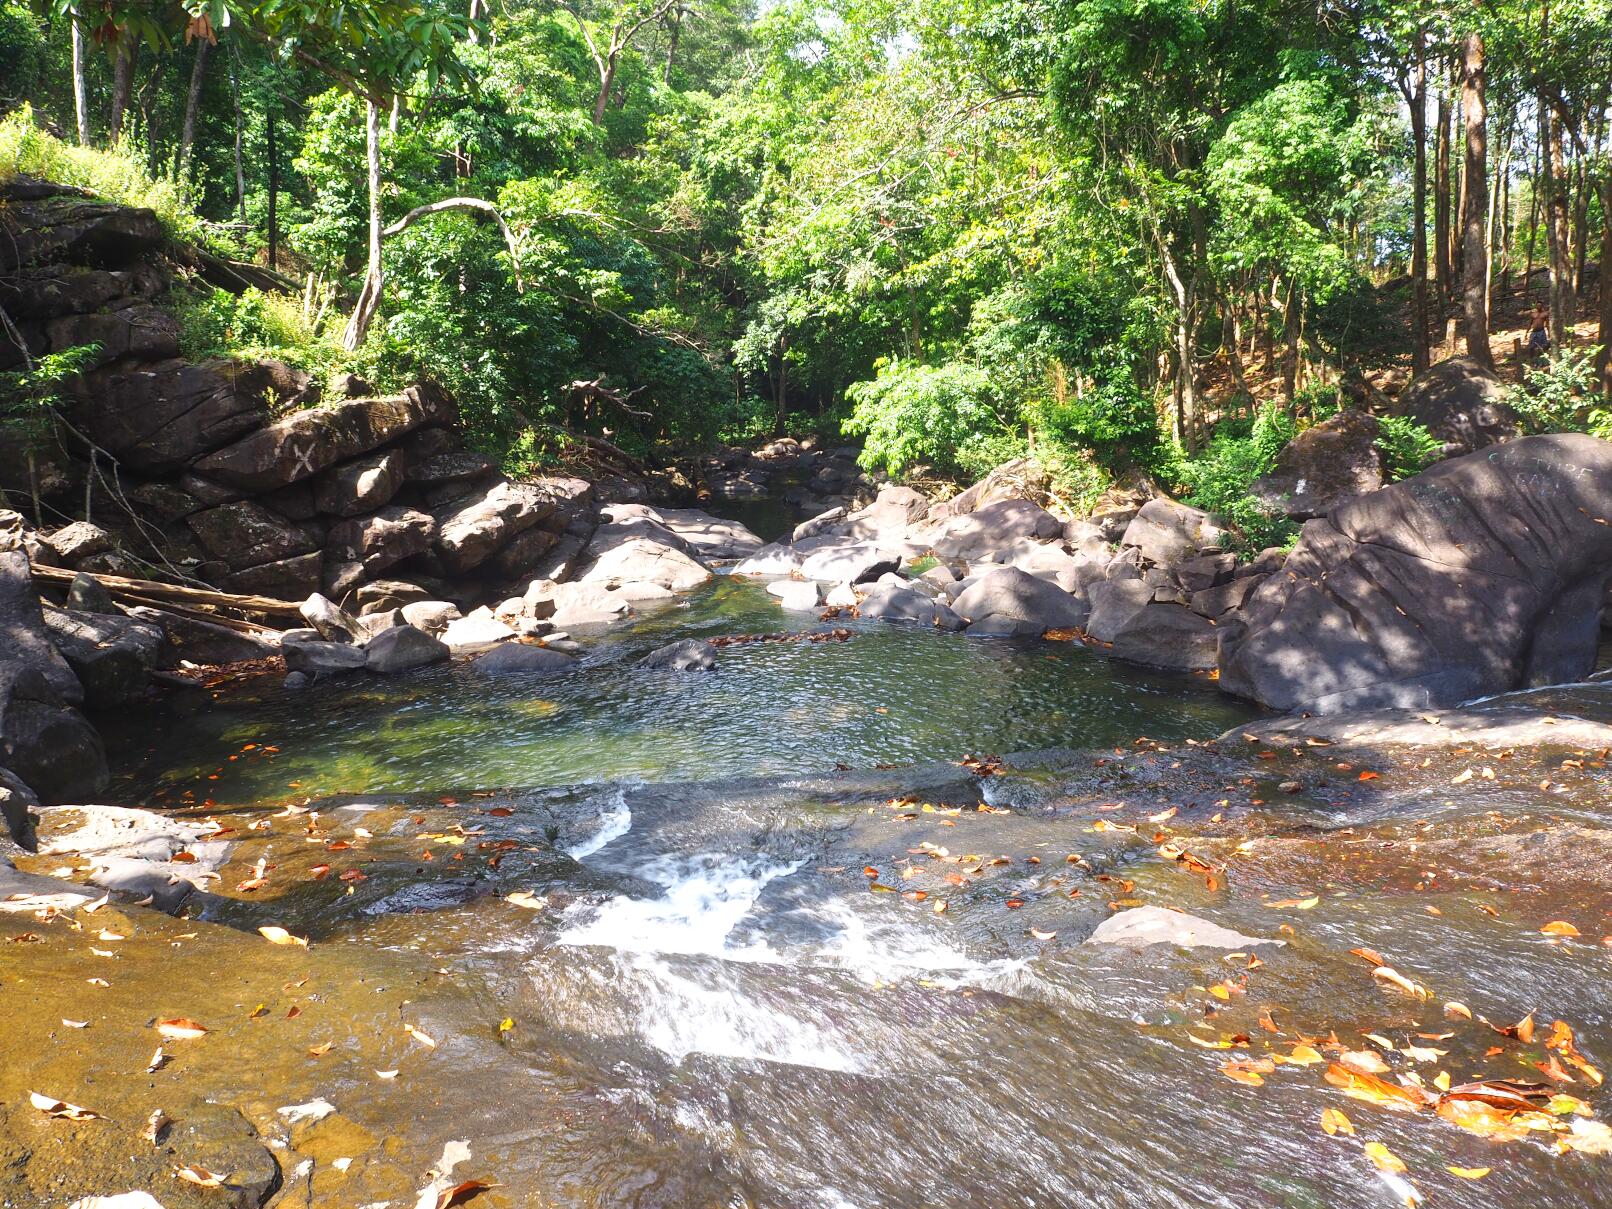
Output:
(434, 480), (555, 575)
(0, 550), (82, 704)
(364, 624), (450, 674)
(41, 606), (165, 708)
(859, 583), (964, 630)
(920, 499), (1063, 561)
(952, 567), (1088, 633)
(192, 383), (457, 490)
(1108, 603), (1219, 671)
(472, 643), (578, 676)
(733, 543), (803, 578)
(187, 500), (320, 570)
(1250, 409), (1385, 520)
(799, 541), (901, 584)
(577, 537), (712, 594)
(281, 636), (369, 677)
(326, 506), (436, 578)
(1120, 499), (1231, 567)
(41, 521), (112, 565)
(125, 605), (279, 666)
(1219, 434), (1612, 713)
(67, 358), (295, 473)
(1397, 355), (1517, 454)
(843, 486), (930, 540)
(640, 638), (717, 671)
(0, 660), (106, 804)
(1084, 579), (1153, 644)
(313, 448), (405, 517)
(927, 458), (1052, 520)
(601, 504), (763, 561)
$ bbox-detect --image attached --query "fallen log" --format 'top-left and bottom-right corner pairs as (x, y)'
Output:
(29, 564), (304, 622)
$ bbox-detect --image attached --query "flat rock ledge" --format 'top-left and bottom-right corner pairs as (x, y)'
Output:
(1221, 705), (1612, 752)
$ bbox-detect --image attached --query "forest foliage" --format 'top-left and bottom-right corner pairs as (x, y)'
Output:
(1, 0), (1610, 526)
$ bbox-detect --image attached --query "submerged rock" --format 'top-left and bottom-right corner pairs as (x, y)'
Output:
(1085, 906), (1282, 949)
(473, 643), (578, 675)
(640, 638), (718, 671)
(858, 583), (964, 630)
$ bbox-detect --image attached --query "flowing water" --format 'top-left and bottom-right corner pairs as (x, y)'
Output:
(12, 580), (1612, 1208)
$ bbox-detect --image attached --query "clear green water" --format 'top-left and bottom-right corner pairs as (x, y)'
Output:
(103, 576), (1255, 808)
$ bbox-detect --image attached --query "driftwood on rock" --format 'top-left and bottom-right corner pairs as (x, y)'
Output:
(30, 564), (302, 624)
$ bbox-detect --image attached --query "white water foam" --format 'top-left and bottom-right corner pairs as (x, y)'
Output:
(558, 852), (801, 959)
(565, 789), (633, 859)
(809, 897), (1029, 988)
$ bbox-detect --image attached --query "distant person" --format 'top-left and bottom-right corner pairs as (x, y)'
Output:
(1527, 303), (1551, 357)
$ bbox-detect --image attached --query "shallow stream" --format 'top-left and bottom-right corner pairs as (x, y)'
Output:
(8, 580), (1612, 1208)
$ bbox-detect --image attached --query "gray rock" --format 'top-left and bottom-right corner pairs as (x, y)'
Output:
(282, 637), (369, 676)
(0, 768), (40, 849)
(441, 611), (516, 652)
(1250, 409), (1385, 519)
(964, 615), (1041, 637)
(1219, 434), (1612, 712)
(364, 624), (451, 674)
(433, 479), (556, 575)
(799, 541), (901, 584)
(42, 520), (112, 565)
(0, 660), (105, 803)
(952, 567), (1088, 632)
(124, 605), (279, 666)
(1189, 575), (1265, 620)
(1173, 552), (1237, 593)
(64, 571), (116, 613)
(1086, 906), (1282, 949)
(0, 549), (83, 704)
(639, 638), (718, 671)
(299, 592), (364, 643)
(225, 551), (324, 601)
(603, 504), (764, 561)
(192, 382), (458, 490)
(357, 608), (405, 636)
(313, 448), (405, 517)
(1398, 355), (1517, 454)
(1084, 579), (1153, 644)
(472, 643), (578, 675)
(793, 507), (847, 543)
(1108, 603), (1219, 671)
(400, 599), (461, 634)
(734, 543), (804, 578)
(824, 582), (859, 608)
(283, 670), (311, 691)
(843, 485), (929, 540)
(188, 500), (320, 571)
(922, 499), (1064, 561)
(859, 583), (965, 630)
(406, 449), (498, 487)
(578, 536), (712, 594)
(1121, 499), (1231, 567)
(41, 606), (164, 707)
(768, 579), (821, 610)
(326, 505), (436, 577)
(355, 579), (433, 613)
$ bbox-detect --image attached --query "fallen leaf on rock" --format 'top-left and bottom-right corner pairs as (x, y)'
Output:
(29, 1091), (101, 1120)
(376, 1070), (399, 1079)
(1541, 920), (1581, 937)
(1339, 1050), (1391, 1075)
(277, 1099), (335, 1125)
(1560, 1118), (1612, 1155)
(61, 1019), (88, 1029)
(435, 1180), (500, 1208)
(307, 1042), (333, 1058)
(1269, 896), (1319, 909)
(1349, 947), (1387, 967)
(154, 1018), (208, 1040)
(1319, 1107), (1354, 1136)
(1324, 1064), (1431, 1112)
(1446, 1166), (1490, 1179)
(1444, 1001), (1472, 1020)
(406, 1024), (437, 1048)
(1364, 1141), (1406, 1173)
(66, 1194), (168, 1209)
(142, 1108), (171, 1145)
(146, 1047), (167, 1073)
(1372, 967), (1429, 998)
(258, 926), (308, 947)
(1029, 928), (1057, 940)
(504, 892), (545, 910)
(175, 1165), (224, 1188)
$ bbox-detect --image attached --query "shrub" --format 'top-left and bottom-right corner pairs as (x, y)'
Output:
(1375, 415), (1441, 481)
(1177, 406), (1299, 551)
(1504, 346), (1608, 437)
(0, 106), (204, 244)
(844, 358), (1022, 480)
(175, 286), (342, 384)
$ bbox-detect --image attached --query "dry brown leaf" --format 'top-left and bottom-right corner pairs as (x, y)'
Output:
(1319, 1107), (1354, 1136)
(258, 925), (308, 947)
(28, 1091), (101, 1121)
(154, 1017), (208, 1040)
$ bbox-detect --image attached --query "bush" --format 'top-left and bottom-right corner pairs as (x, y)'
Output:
(0, 106), (204, 244)
(1177, 406), (1299, 551)
(176, 286), (342, 385)
(1504, 346), (1609, 438)
(1375, 415), (1440, 481)
(844, 358), (1022, 480)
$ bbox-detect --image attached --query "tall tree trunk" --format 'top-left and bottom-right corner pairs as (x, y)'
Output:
(178, 39), (210, 180)
(1434, 89), (1453, 306)
(1408, 35), (1431, 376)
(1159, 239), (1198, 447)
(229, 49), (246, 225)
(266, 106), (279, 269)
(1452, 80), (1467, 286)
(663, 8), (682, 83)
(1539, 96), (1572, 346)
(342, 101), (386, 352)
(70, 17), (90, 145)
(593, 59), (617, 126)
(1459, 33), (1493, 367)
(109, 37), (136, 144)
(1280, 280), (1299, 403)
(1598, 169), (1612, 397)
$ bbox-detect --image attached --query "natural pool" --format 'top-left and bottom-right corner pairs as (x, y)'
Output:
(11, 580), (1612, 1209)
